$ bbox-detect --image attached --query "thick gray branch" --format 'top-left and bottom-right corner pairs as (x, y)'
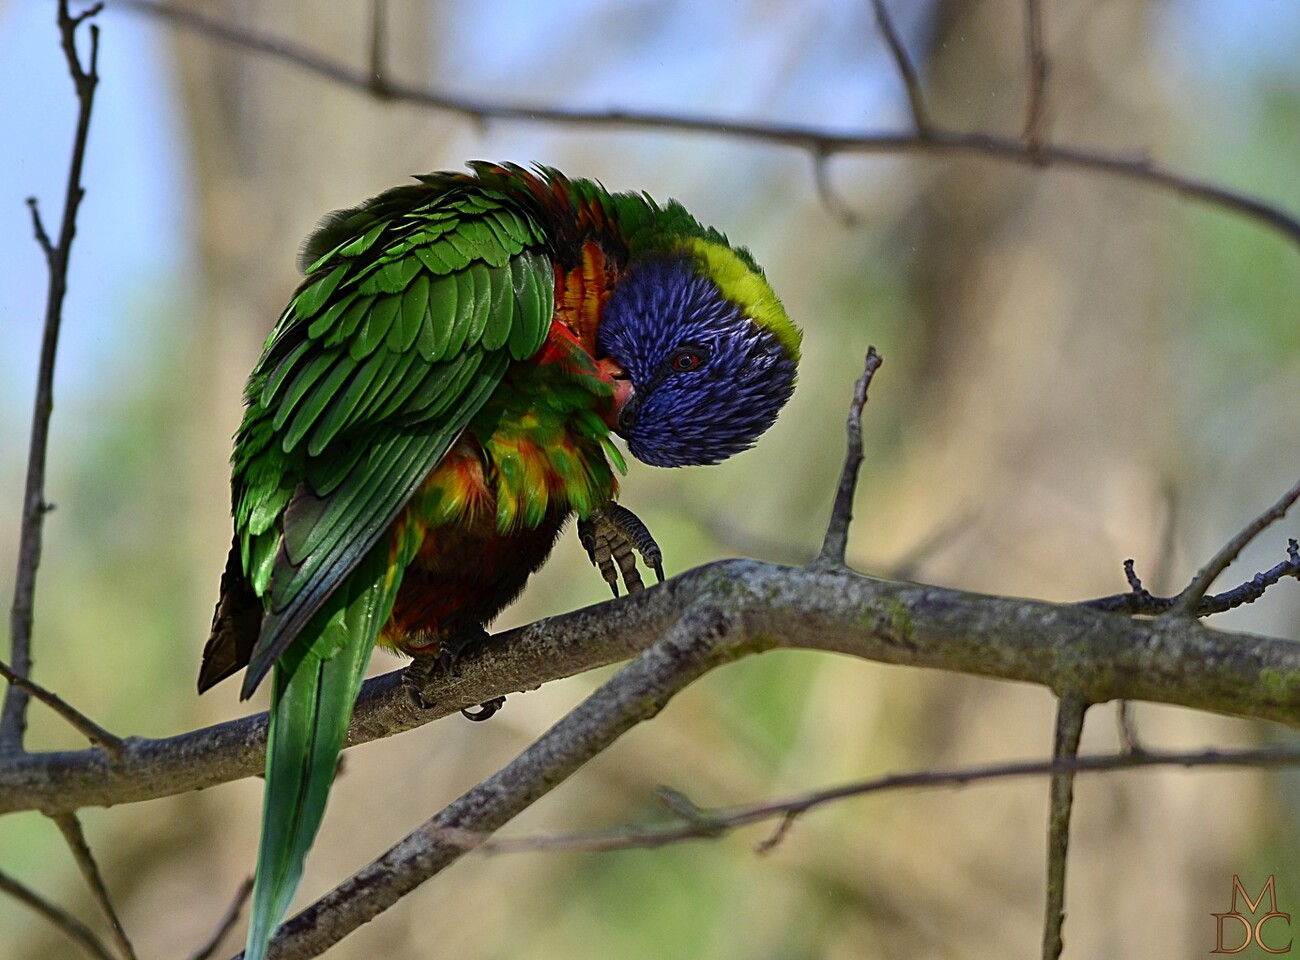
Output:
(2, 560), (1298, 817)
(259, 605), (736, 958)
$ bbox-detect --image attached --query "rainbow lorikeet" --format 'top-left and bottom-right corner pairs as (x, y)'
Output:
(198, 162), (801, 959)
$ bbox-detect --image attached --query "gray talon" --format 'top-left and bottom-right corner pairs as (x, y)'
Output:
(578, 503), (665, 597)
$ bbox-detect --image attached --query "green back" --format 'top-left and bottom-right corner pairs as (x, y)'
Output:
(232, 182), (554, 696)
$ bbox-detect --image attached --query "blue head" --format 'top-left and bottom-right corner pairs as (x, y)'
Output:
(596, 248), (800, 468)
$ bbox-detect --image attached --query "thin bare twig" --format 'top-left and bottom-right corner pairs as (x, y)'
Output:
(653, 785), (720, 834)
(1022, 0), (1049, 151)
(754, 810), (797, 854)
(0, 658), (124, 759)
(106, 0), (1300, 252)
(3, 0), (102, 754)
(868, 0), (930, 134)
(1082, 539), (1300, 618)
(1116, 701), (1142, 754)
(1043, 695), (1088, 960)
(336, 744), (1300, 858)
(818, 347), (883, 566)
(366, 0), (388, 96)
(810, 150), (860, 227)
(27, 198), (55, 259)
(1170, 477), (1300, 616)
(1116, 486), (1180, 751)
(51, 813), (139, 960)
(188, 877), (253, 960)
(0, 869), (117, 960)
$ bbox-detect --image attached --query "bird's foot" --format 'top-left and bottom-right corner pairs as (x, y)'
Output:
(434, 624), (489, 676)
(402, 652), (441, 710)
(402, 626), (506, 721)
(578, 502), (665, 597)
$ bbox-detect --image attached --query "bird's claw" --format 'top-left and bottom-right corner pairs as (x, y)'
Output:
(461, 696), (506, 721)
(402, 626), (501, 721)
(402, 655), (439, 710)
(577, 502), (665, 597)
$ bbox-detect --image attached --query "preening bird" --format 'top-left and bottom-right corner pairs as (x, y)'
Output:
(199, 162), (802, 959)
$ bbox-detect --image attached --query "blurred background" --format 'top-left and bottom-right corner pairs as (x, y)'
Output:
(1, 0), (1298, 957)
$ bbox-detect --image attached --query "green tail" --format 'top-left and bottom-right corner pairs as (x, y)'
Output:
(244, 542), (405, 960)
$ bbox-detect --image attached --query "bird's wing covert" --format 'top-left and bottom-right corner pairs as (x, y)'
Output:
(232, 184), (554, 696)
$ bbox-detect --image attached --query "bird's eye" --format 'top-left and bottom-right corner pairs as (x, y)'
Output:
(669, 348), (706, 373)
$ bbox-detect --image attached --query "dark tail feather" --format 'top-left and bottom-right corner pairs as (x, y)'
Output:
(198, 539), (262, 693)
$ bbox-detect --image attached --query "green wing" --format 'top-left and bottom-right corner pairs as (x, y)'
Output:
(227, 182), (555, 698)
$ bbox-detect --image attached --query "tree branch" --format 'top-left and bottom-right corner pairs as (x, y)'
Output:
(1171, 476), (1300, 616)
(1042, 695), (1087, 960)
(868, 0), (930, 134)
(1022, 0), (1049, 151)
(3, 557), (1300, 818)
(3, 0), (103, 754)
(105, 0), (1300, 254)
(818, 347), (882, 565)
(0, 869), (117, 960)
(365, 0), (389, 98)
(51, 813), (138, 960)
(188, 877), (253, 960)
(258, 605), (740, 959)
(403, 744), (1300, 855)
(4, 6), (1294, 957)
(0, 658), (125, 759)
(1082, 538), (1300, 618)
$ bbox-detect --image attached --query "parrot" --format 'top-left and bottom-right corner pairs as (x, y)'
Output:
(197, 161), (801, 960)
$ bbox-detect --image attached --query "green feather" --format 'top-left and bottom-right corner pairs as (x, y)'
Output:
(306, 351), (389, 456)
(370, 351), (438, 422)
(323, 294), (372, 346)
(339, 221), (385, 259)
(392, 272), (429, 354)
(601, 434), (628, 476)
(294, 265), (348, 319)
(307, 288), (364, 341)
(413, 244), (454, 275)
(509, 252), (552, 359)
(511, 256), (545, 347)
(416, 297), (447, 362)
(244, 540), (408, 960)
(480, 263), (512, 352)
(429, 237), (472, 273)
(260, 340), (311, 408)
(247, 483), (292, 538)
(315, 348), (403, 459)
(447, 269), (478, 356)
(398, 352), (474, 418)
(271, 354), (336, 432)
(247, 528), (279, 597)
(350, 293), (401, 362)
(424, 269), (460, 360)
(282, 357), (354, 453)
(482, 209), (525, 249)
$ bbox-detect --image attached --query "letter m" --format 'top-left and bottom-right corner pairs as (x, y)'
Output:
(1231, 875), (1281, 917)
